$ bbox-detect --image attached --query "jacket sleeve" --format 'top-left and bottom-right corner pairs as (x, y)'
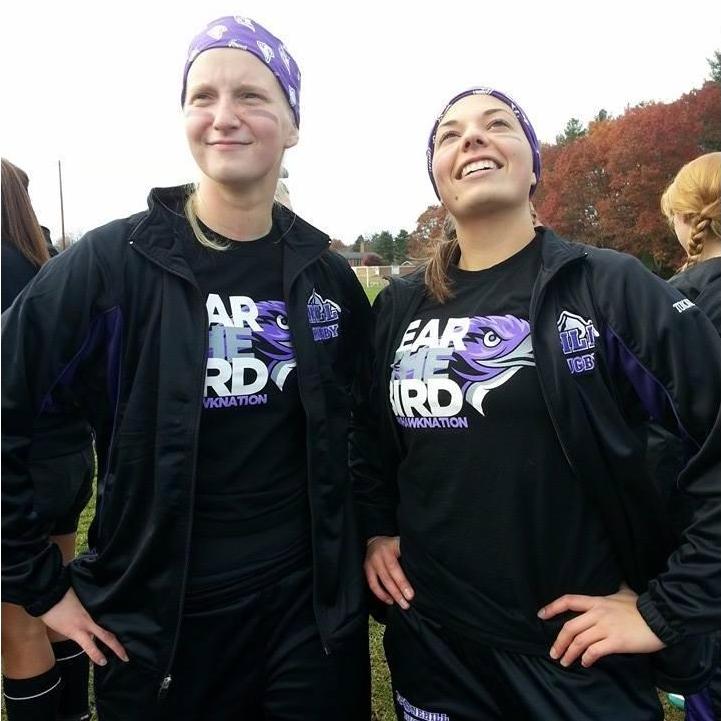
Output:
(347, 282), (399, 539)
(694, 282), (721, 335)
(591, 250), (721, 644)
(2, 237), (114, 615)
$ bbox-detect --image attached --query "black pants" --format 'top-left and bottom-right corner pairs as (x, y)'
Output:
(384, 604), (662, 721)
(146, 567), (369, 721)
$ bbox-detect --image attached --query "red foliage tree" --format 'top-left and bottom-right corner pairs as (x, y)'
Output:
(535, 81), (720, 273)
(407, 205), (447, 259)
(362, 252), (384, 266)
(329, 238), (348, 251)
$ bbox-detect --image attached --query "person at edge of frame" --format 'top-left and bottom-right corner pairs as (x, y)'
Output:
(660, 151), (721, 721)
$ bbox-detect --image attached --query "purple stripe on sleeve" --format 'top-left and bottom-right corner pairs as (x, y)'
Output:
(603, 325), (698, 449)
(685, 688), (716, 721)
(39, 307), (123, 418)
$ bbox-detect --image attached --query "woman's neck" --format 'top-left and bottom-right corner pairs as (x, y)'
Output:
(455, 210), (536, 271)
(194, 179), (274, 241)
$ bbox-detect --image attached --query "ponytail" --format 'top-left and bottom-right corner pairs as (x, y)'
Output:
(424, 213), (459, 303)
(685, 197), (721, 269)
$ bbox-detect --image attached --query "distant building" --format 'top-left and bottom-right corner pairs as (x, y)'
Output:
(334, 250), (365, 267)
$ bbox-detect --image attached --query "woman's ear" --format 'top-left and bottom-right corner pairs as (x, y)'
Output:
(284, 123), (299, 150)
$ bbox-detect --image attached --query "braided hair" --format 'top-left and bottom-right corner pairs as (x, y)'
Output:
(661, 152), (721, 269)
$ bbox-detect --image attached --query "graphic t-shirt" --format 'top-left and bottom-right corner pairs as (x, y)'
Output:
(183, 222), (310, 608)
(391, 236), (622, 653)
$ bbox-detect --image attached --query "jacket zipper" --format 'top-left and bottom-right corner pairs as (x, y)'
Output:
(127, 241), (207, 701)
(529, 259), (586, 476)
(284, 247), (333, 655)
(384, 281), (426, 458)
(156, 332), (206, 700)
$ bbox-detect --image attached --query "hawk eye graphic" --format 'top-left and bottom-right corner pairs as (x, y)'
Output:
(276, 314), (290, 331)
(483, 331), (501, 348)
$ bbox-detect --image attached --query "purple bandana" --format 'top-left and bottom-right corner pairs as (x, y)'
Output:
(426, 87), (541, 199)
(181, 16), (301, 127)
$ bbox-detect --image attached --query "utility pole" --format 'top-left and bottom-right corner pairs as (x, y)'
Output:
(58, 160), (66, 249)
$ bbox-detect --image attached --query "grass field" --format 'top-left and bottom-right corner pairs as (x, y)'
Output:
(362, 283), (385, 304)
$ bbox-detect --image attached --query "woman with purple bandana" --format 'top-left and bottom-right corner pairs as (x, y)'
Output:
(357, 88), (721, 719)
(2, 16), (373, 720)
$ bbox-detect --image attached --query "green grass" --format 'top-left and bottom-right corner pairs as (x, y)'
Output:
(370, 620), (394, 720)
(363, 284), (385, 304)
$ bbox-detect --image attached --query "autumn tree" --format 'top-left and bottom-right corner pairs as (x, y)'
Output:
(534, 81), (720, 273)
(362, 252), (383, 266)
(408, 205), (446, 259)
(694, 81), (721, 152)
(329, 238), (347, 251)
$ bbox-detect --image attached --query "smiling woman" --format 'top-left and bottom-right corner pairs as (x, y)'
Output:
(180, 21), (300, 251)
(2, 14), (375, 721)
(358, 86), (721, 721)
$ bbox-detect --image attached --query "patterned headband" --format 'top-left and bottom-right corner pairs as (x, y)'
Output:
(427, 87), (541, 198)
(181, 16), (301, 128)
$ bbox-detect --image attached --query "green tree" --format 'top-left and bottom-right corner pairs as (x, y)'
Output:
(375, 231), (395, 264)
(555, 118), (587, 145)
(352, 234), (365, 252)
(394, 229), (409, 263)
(593, 109), (609, 123)
(708, 49), (721, 83)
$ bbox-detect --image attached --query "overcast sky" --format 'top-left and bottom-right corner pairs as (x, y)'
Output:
(2, 1), (719, 244)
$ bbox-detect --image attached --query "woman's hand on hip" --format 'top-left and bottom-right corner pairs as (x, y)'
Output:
(364, 536), (414, 610)
(538, 584), (665, 668)
(41, 588), (128, 666)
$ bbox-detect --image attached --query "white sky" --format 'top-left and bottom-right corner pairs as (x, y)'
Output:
(2, 1), (720, 244)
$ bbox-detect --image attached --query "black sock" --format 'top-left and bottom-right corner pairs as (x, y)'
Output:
(2, 665), (62, 721)
(52, 640), (90, 720)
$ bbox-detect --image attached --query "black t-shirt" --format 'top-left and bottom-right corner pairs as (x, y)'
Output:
(183, 222), (310, 608)
(391, 236), (622, 653)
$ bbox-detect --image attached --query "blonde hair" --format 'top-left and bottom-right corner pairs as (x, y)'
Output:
(184, 181), (290, 251)
(661, 152), (721, 269)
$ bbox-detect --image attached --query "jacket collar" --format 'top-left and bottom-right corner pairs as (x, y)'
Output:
(535, 227), (587, 276)
(130, 185), (330, 283)
(388, 227), (588, 303)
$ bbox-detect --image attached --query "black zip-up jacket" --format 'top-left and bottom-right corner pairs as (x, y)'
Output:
(2, 242), (93, 458)
(670, 257), (721, 334)
(354, 228), (721, 647)
(2, 186), (374, 699)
